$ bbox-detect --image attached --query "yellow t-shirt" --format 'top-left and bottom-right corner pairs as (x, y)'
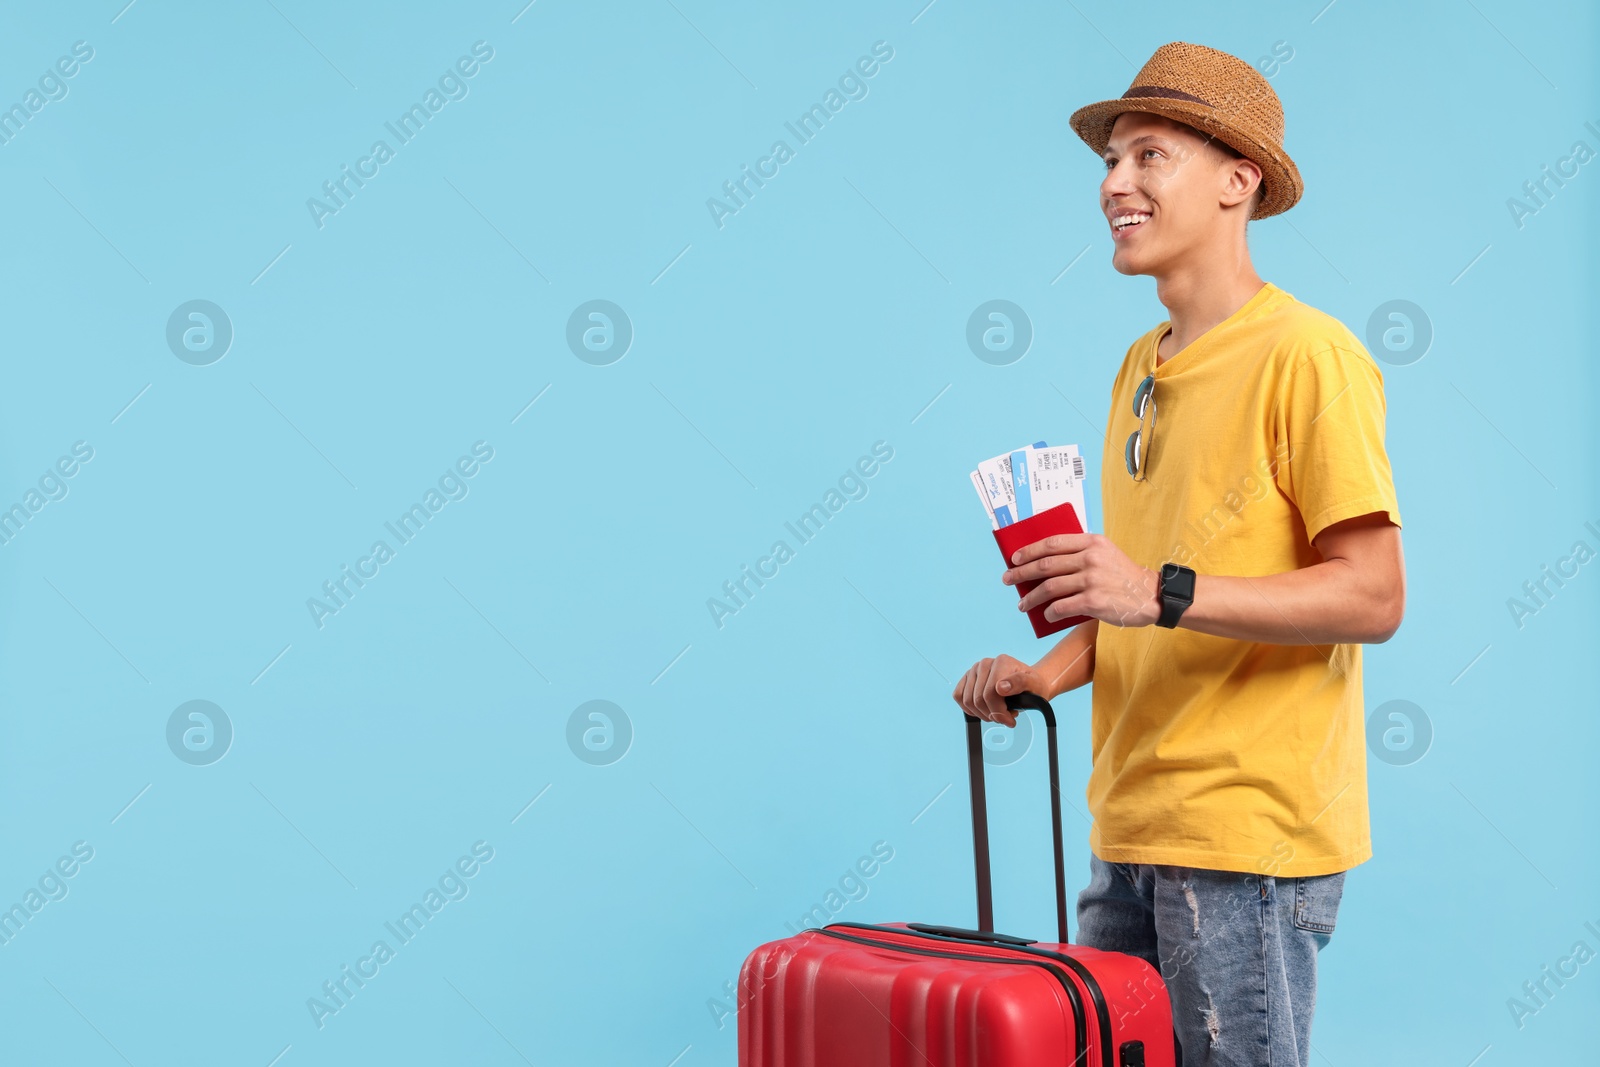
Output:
(1089, 281), (1401, 877)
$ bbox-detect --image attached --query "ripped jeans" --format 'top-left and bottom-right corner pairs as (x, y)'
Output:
(1076, 856), (1346, 1067)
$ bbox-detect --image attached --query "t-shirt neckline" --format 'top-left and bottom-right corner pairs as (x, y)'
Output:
(1151, 282), (1280, 376)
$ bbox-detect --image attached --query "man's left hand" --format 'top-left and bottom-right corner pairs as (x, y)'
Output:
(1004, 533), (1162, 628)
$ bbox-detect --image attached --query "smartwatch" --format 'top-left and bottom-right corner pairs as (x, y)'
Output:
(1155, 563), (1195, 629)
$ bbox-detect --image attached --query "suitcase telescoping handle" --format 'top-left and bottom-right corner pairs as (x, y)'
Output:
(961, 692), (1069, 945)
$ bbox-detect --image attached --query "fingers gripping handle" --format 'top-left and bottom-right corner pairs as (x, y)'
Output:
(962, 692), (1069, 945)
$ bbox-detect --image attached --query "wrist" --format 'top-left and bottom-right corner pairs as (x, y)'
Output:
(1031, 625), (1096, 698)
(1143, 566), (1162, 626)
(1026, 665), (1062, 701)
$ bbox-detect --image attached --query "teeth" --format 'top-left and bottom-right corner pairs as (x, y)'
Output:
(1114, 212), (1150, 229)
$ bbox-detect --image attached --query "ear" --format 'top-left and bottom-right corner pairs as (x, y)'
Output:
(1219, 156), (1263, 212)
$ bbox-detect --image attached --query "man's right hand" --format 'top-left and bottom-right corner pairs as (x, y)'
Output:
(952, 655), (1049, 727)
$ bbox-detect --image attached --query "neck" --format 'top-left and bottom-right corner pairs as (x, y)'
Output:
(1153, 238), (1264, 361)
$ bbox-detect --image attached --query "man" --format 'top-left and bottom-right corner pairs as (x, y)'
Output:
(952, 42), (1404, 1066)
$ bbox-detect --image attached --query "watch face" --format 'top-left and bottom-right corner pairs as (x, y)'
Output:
(1162, 563), (1195, 602)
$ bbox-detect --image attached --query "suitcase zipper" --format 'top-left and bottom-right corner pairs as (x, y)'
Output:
(1011, 944), (1115, 1067)
(825, 923), (1116, 1067)
(810, 927), (1091, 1067)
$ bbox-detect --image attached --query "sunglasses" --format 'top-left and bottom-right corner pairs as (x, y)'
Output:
(1124, 372), (1156, 480)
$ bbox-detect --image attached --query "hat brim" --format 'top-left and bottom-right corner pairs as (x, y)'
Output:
(1068, 97), (1302, 220)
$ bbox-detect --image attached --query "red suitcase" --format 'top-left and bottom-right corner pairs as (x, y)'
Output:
(738, 693), (1177, 1067)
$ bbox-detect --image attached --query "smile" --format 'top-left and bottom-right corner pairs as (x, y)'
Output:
(1111, 211), (1150, 237)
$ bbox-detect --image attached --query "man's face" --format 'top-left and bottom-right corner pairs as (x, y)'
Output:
(1098, 112), (1252, 277)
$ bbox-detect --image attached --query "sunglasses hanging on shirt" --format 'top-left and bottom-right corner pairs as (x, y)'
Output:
(1124, 372), (1157, 480)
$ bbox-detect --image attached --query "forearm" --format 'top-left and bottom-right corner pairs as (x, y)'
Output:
(1179, 559), (1401, 645)
(1007, 517), (1404, 653)
(1031, 619), (1098, 698)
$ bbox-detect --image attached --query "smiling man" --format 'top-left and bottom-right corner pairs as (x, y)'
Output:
(952, 42), (1405, 1066)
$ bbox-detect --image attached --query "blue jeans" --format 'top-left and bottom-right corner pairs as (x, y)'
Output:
(1076, 856), (1346, 1067)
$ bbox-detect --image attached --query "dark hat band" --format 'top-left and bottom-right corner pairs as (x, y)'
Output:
(1121, 85), (1213, 108)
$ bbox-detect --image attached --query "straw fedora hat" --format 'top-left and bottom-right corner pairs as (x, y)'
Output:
(1068, 41), (1302, 219)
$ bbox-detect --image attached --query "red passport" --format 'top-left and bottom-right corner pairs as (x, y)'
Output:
(992, 501), (1091, 638)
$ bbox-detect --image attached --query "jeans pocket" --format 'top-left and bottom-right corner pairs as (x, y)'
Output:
(1292, 870), (1346, 934)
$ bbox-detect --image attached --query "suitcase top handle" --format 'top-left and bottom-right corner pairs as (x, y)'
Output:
(962, 692), (1068, 945)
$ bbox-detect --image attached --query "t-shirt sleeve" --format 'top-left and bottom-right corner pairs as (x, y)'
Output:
(1273, 345), (1402, 543)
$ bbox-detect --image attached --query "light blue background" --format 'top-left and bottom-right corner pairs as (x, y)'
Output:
(0, 0), (1594, 1063)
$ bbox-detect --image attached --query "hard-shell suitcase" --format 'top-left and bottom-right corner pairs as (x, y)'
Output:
(738, 693), (1177, 1067)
